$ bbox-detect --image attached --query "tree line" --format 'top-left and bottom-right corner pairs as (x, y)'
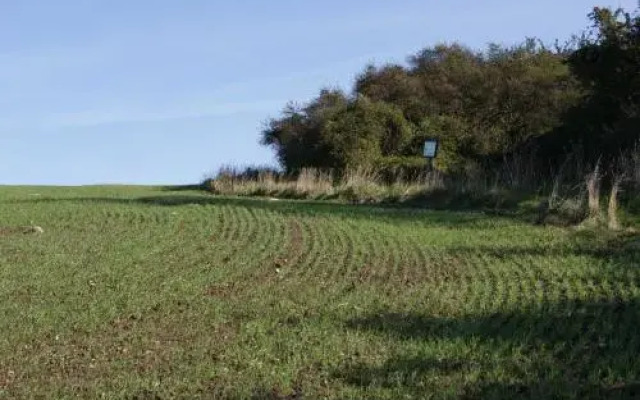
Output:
(260, 7), (639, 179)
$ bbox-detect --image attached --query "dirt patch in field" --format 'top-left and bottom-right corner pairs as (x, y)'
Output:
(357, 264), (375, 283)
(277, 219), (304, 266)
(4, 311), (240, 396)
(204, 282), (239, 298)
(245, 219), (305, 286)
(0, 226), (44, 236)
(271, 219), (305, 274)
(287, 219), (304, 257)
(0, 369), (16, 390)
(201, 218), (306, 301)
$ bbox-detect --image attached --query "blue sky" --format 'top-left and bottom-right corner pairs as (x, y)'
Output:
(0, 0), (636, 185)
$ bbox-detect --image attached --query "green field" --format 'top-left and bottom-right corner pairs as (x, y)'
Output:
(1, 186), (639, 399)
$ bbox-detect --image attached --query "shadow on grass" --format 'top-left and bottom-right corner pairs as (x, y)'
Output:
(341, 298), (640, 399)
(445, 232), (640, 266)
(161, 184), (206, 192)
(6, 193), (510, 228)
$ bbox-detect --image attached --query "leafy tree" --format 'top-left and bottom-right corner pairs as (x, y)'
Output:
(260, 5), (637, 176)
(355, 64), (424, 122)
(261, 89), (348, 172)
(322, 96), (414, 168)
(561, 6), (640, 163)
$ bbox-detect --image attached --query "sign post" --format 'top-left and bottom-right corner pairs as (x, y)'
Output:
(423, 138), (439, 170)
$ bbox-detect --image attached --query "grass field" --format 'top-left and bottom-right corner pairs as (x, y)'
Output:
(1, 186), (639, 399)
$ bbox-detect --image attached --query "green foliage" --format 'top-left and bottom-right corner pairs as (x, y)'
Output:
(363, 40), (582, 158)
(557, 6), (640, 164)
(366, 156), (429, 183)
(263, 41), (582, 174)
(261, 5), (638, 179)
(355, 64), (424, 121)
(415, 115), (469, 172)
(261, 89), (348, 172)
(323, 97), (414, 168)
(261, 91), (416, 173)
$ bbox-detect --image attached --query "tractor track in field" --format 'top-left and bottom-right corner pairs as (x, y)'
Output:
(3, 188), (640, 398)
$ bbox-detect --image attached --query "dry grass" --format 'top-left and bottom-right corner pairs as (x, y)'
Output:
(608, 179), (621, 230)
(204, 148), (640, 229)
(295, 168), (334, 195)
(205, 166), (447, 203)
(207, 166), (335, 198)
(586, 160), (602, 220)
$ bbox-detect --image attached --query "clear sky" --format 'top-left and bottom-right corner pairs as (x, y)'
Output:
(0, 0), (636, 185)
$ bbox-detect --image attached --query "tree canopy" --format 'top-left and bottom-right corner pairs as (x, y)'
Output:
(261, 6), (639, 175)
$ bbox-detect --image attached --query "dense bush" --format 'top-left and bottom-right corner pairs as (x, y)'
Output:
(261, 6), (639, 179)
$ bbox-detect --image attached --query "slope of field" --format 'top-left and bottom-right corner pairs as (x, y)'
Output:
(0, 186), (639, 399)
